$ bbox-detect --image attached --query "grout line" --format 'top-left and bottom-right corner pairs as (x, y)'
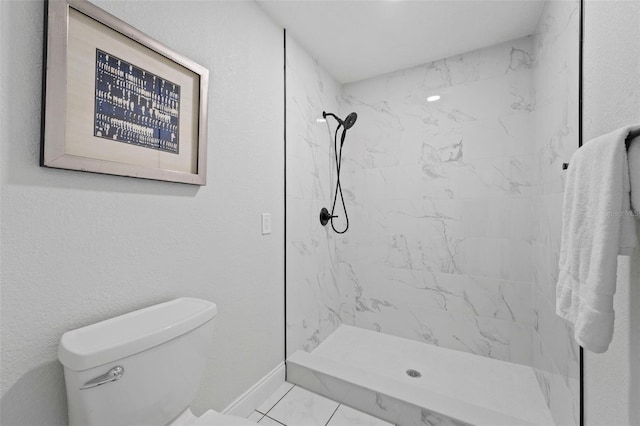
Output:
(263, 415), (287, 426)
(324, 404), (341, 426)
(257, 384), (296, 416)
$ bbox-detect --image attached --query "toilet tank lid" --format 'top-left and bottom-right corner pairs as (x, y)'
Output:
(58, 298), (217, 371)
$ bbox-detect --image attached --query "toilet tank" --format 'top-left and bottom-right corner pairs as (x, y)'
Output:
(58, 298), (217, 426)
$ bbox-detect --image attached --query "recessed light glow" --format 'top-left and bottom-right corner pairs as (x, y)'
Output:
(427, 95), (441, 102)
(316, 118), (327, 123)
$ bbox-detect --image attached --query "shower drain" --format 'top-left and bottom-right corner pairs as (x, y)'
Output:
(406, 369), (422, 378)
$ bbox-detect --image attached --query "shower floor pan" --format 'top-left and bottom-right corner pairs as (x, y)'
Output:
(287, 325), (555, 426)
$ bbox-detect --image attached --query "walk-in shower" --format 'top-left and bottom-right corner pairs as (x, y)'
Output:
(283, 0), (582, 424)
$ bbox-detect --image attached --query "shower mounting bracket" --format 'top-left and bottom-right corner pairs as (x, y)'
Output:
(319, 207), (337, 226)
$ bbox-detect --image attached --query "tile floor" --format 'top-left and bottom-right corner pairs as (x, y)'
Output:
(247, 382), (394, 426)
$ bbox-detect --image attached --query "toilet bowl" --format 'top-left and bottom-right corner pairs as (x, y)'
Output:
(58, 298), (258, 426)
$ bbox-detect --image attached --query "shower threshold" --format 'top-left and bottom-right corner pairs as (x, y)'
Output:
(286, 325), (555, 426)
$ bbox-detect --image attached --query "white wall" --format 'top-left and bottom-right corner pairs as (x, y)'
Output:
(0, 1), (284, 424)
(582, 1), (640, 425)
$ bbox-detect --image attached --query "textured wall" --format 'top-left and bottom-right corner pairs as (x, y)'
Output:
(0, 1), (284, 424)
(582, 1), (640, 425)
(285, 34), (349, 356)
(529, 1), (581, 425)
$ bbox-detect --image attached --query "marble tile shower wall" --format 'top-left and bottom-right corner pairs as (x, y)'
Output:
(286, 35), (353, 356)
(286, 5), (580, 423)
(531, 1), (580, 425)
(337, 37), (537, 366)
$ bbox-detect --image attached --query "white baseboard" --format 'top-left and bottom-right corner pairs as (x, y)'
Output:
(222, 362), (286, 418)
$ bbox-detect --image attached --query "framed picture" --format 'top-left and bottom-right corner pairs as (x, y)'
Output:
(42, 0), (209, 185)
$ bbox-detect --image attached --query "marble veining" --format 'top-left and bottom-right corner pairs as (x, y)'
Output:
(335, 36), (536, 366)
(421, 409), (471, 426)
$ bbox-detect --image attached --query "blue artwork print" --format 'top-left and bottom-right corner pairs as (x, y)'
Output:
(94, 49), (180, 154)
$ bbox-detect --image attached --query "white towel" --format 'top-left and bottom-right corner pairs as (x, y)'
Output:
(620, 136), (638, 255)
(556, 125), (639, 353)
(629, 135), (640, 214)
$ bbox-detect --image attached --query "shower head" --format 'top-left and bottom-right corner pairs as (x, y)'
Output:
(343, 112), (357, 130)
(322, 111), (358, 130)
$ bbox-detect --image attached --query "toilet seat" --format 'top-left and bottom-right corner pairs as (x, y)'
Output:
(193, 410), (258, 426)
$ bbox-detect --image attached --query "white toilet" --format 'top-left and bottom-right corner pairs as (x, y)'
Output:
(58, 297), (258, 426)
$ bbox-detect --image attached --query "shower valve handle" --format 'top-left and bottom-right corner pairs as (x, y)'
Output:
(319, 207), (338, 226)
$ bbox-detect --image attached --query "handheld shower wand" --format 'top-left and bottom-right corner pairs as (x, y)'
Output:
(319, 111), (358, 234)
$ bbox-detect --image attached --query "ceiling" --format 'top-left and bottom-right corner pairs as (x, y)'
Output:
(258, 0), (545, 84)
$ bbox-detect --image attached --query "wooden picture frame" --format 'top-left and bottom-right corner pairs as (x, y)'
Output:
(42, 0), (209, 185)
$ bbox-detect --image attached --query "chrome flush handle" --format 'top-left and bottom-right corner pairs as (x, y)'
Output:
(80, 366), (124, 390)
